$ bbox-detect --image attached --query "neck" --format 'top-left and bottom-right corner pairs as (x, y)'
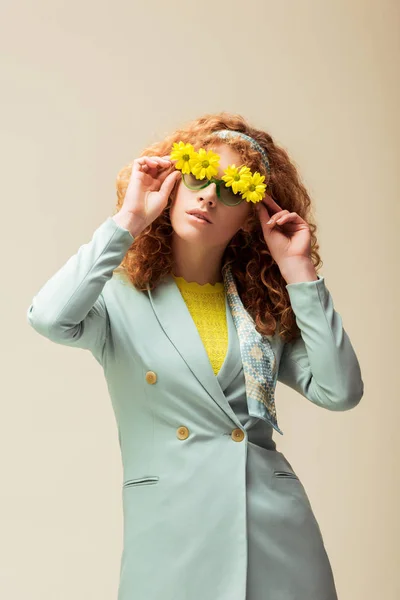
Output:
(171, 234), (224, 285)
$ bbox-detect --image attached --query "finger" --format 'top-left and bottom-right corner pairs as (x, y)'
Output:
(158, 170), (181, 200)
(275, 214), (292, 224)
(255, 199), (270, 220)
(257, 205), (288, 224)
(133, 158), (151, 173)
(276, 212), (304, 222)
(157, 163), (179, 185)
(267, 210), (289, 225)
(133, 156), (170, 173)
(273, 212), (305, 228)
(142, 158), (162, 168)
(149, 159), (176, 180)
(260, 193), (284, 214)
(149, 156), (173, 166)
(144, 157), (175, 177)
(141, 155), (175, 168)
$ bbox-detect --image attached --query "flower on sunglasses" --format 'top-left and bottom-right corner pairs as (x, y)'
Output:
(170, 142), (197, 174)
(190, 148), (220, 180)
(221, 164), (252, 194)
(170, 141), (267, 204)
(240, 172), (267, 203)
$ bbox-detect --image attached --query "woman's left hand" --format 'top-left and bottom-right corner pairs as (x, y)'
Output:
(255, 194), (312, 268)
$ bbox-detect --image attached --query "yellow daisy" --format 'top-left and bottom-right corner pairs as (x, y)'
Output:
(221, 165), (252, 194)
(241, 172), (267, 203)
(170, 141), (196, 174)
(190, 148), (220, 180)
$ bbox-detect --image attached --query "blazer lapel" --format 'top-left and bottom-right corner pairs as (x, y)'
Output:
(146, 274), (242, 425)
(215, 297), (244, 393)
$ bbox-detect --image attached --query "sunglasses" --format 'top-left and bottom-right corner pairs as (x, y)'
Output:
(181, 171), (245, 206)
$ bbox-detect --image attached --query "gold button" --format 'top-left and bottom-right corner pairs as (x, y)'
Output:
(177, 426), (189, 440)
(231, 428), (245, 442)
(145, 371), (157, 384)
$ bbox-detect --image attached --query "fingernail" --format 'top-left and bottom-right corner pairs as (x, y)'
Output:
(267, 218), (273, 224)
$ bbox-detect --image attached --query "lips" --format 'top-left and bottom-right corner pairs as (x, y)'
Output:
(186, 211), (212, 223)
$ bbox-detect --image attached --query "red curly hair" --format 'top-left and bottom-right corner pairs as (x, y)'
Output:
(113, 111), (322, 343)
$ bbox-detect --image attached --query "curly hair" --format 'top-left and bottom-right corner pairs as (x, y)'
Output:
(113, 111), (323, 343)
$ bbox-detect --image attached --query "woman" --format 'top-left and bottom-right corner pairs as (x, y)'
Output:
(27, 112), (364, 600)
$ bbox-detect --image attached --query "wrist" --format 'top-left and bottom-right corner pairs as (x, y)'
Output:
(112, 211), (145, 238)
(279, 257), (318, 284)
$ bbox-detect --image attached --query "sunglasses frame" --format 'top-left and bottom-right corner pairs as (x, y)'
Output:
(182, 172), (244, 207)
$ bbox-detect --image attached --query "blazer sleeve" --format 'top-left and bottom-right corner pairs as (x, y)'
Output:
(26, 216), (135, 362)
(277, 275), (364, 411)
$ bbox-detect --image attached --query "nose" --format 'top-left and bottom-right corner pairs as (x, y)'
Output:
(198, 182), (218, 206)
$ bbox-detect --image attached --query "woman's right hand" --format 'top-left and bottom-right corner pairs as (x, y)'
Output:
(117, 155), (181, 234)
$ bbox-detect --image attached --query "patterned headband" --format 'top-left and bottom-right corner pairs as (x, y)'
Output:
(212, 129), (271, 178)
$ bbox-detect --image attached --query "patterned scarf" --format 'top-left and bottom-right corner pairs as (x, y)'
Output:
(222, 263), (283, 435)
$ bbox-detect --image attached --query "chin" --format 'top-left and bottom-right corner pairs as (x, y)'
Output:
(172, 215), (209, 235)
(172, 223), (205, 240)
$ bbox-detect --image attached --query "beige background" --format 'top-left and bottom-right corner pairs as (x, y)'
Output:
(1, 0), (399, 598)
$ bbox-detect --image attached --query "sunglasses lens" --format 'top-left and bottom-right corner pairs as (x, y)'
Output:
(220, 184), (242, 206)
(183, 172), (207, 189)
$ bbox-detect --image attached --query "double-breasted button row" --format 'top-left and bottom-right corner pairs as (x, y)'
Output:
(145, 371), (245, 442)
(176, 426), (245, 442)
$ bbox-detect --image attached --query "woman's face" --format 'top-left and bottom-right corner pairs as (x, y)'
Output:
(169, 143), (254, 251)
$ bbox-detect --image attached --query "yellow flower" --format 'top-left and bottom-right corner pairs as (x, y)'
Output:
(221, 164), (252, 194)
(240, 172), (266, 203)
(190, 148), (220, 180)
(170, 142), (196, 174)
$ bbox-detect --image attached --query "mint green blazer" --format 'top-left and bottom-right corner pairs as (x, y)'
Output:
(27, 216), (364, 600)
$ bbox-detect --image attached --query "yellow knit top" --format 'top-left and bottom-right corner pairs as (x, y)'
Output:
(173, 275), (228, 376)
